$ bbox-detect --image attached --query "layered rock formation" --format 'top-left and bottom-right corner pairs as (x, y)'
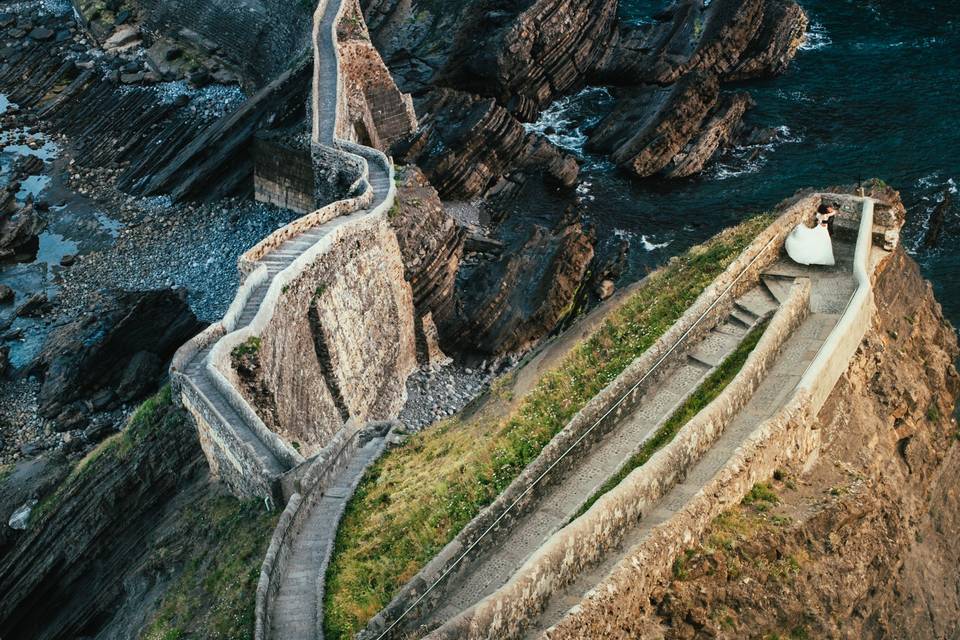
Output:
(29, 289), (205, 428)
(396, 87), (578, 199)
(586, 0), (807, 178)
(337, 0), (418, 151)
(387, 166), (464, 359)
(0, 394), (207, 640)
(450, 214), (594, 355)
(366, 0), (806, 183)
(436, 0), (618, 122)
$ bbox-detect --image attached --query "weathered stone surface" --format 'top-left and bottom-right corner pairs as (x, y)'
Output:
(0, 284), (13, 304)
(728, 0), (809, 80)
(387, 166), (464, 357)
(663, 91), (754, 178)
(450, 216), (594, 355)
(337, 0), (418, 151)
(31, 289), (205, 421)
(235, 217), (416, 456)
(587, 72), (721, 178)
(397, 87), (578, 199)
(0, 204), (45, 262)
(437, 0), (618, 121)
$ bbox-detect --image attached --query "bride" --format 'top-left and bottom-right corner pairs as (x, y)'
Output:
(785, 204), (837, 266)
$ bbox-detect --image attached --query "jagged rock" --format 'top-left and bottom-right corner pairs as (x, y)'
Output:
(31, 289), (206, 420)
(0, 206), (46, 262)
(437, 0), (618, 121)
(0, 345), (8, 378)
(387, 167), (464, 350)
(727, 0), (808, 80)
(663, 91), (753, 178)
(923, 192), (951, 249)
(0, 285), (13, 304)
(14, 292), (49, 318)
(587, 72), (722, 178)
(397, 88), (578, 199)
(450, 215), (595, 355)
(13, 155), (44, 177)
(7, 500), (36, 530)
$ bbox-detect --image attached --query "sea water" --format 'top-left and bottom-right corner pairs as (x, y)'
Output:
(527, 0), (960, 325)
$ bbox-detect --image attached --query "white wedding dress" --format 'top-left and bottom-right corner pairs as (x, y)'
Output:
(785, 215), (835, 266)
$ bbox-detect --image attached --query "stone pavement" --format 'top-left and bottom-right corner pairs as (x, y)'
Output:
(270, 435), (388, 640)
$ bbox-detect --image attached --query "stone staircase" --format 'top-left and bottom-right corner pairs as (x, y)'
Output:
(424, 284), (781, 627)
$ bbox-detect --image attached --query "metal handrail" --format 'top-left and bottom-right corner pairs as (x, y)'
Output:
(374, 230), (782, 639)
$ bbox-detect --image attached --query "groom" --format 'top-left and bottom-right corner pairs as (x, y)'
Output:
(817, 203), (838, 235)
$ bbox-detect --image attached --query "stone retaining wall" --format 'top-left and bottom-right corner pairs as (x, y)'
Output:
(428, 278), (812, 639)
(362, 193), (826, 637)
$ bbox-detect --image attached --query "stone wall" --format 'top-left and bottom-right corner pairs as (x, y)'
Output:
(422, 195), (897, 639)
(336, 0), (418, 149)
(254, 134), (318, 214)
(237, 215), (417, 455)
(361, 192), (825, 637)
(428, 278), (812, 639)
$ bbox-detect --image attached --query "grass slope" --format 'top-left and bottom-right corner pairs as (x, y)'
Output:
(575, 318), (769, 519)
(323, 214), (774, 638)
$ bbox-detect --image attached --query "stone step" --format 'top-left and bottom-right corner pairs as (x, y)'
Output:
(761, 275), (795, 304)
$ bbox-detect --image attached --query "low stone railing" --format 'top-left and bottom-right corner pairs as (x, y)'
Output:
(361, 193), (827, 638)
(543, 195), (891, 639)
(254, 419), (396, 640)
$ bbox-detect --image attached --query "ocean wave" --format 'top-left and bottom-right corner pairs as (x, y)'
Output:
(523, 87), (614, 156)
(707, 126), (802, 181)
(800, 22), (832, 51)
(639, 234), (671, 251)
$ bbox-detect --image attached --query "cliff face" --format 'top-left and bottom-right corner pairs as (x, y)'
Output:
(436, 0), (618, 122)
(630, 247), (960, 639)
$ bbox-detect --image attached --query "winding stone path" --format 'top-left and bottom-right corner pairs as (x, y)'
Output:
(270, 435), (389, 640)
(419, 240), (859, 638)
(425, 285), (782, 627)
(179, 0), (392, 494)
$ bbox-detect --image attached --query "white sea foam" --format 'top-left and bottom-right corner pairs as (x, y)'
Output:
(639, 235), (670, 251)
(523, 87), (613, 156)
(800, 22), (832, 51)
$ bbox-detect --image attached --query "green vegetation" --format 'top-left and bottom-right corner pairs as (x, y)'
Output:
(142, 497), (278, 640)
(574, 319), (770, 518)
(926, 400), (941, 423)
(322, 214), (774, 638)
(32, 386), (181, 524)
(231, 336), (262, 361)
(742, 481), (780, 511)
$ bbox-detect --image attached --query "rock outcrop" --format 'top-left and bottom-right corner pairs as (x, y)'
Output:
(388, 166), (464, 358)
(0, 200), (45, 263)
(30, 289), (205, 427)
(337, 0), (418, 151)
(586, 0), (807, 178)
(450, 215), (594, 355)
(628, 247), (960, 639)
(396, 87), (578, 199)
(436, 0), (618, 122)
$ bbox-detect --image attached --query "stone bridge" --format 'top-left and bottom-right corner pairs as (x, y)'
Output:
(169, 0), (419, 636)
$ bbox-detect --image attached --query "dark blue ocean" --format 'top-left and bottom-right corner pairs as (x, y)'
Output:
(525, 0), (959, 326)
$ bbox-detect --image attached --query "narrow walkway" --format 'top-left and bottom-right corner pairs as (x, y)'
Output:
(179, 0), (392, 486)
(425, 286), (781, 626)
(520, 243), (857, 637)
(270, 435), (389, 640)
